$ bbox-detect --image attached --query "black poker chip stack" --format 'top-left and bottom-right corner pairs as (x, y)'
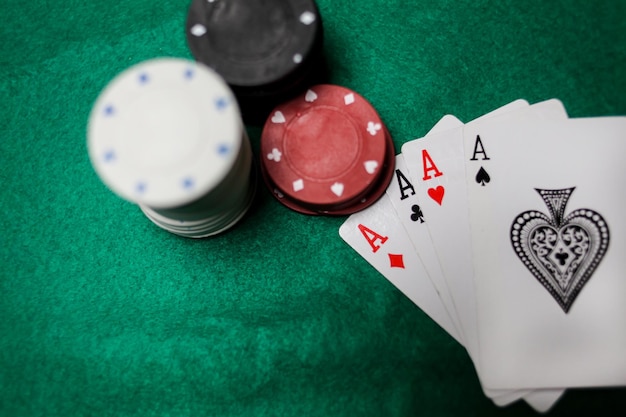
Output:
(186, 0), (327, 125)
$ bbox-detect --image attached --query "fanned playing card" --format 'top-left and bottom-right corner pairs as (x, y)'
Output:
(337, 101), (626, 412)
(463, 116), (626, 390)
(386, 115), (465, 342)
(400, 100), (568, 408)
(338, 193), (461, 342)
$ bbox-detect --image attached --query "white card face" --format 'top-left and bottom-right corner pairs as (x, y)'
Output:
(465, 116), (626, 389)
(400, 100), (546, 362)
(338, 193), (461, 343)
(386, 115), (465, 344)
(400, 101), (569, 403)
(391, 103), (531, 350)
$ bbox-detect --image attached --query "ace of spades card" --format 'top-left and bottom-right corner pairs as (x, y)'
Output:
(399, 100), (567, 377)
(463, 115), (626, 390)
(344, 106), (567, 412)
(387, 103), (532, 351)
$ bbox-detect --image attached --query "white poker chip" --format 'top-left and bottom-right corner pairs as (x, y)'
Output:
(88, 58), (243, 209)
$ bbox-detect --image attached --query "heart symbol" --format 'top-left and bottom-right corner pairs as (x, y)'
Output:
(271, 111), (285, 124)
(427, 186), (444, 205)
(305, 90), (318, 102)
(510, 188), (610, 313)
(364, 160), (378, 174)
(331, 182), (344, 197)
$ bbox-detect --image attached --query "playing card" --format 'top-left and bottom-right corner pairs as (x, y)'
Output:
(389, 103), (530, 349)
(400, 100), (568, 404)
(399, 100), (554, 359)
(464, 116), (626, 389)
(338, 193), (461, 343)
(386, 115), (465, 343)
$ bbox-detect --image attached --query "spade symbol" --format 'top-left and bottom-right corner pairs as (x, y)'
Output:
(475, 166), (490, 186)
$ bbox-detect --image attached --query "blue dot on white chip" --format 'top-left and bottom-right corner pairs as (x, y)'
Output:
(135, 182), (147, 194)
(103, 149), (116, 163)
(184, 68), (194, 80)
(104, 105), (115, 116)
(182, 177), (195, 190)
(138, 73), (150, 85)
(217, 144), (231, 157)
(214, 97), (229, 111)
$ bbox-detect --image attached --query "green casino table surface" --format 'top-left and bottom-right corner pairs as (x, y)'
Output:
(1, 1), (625, 415)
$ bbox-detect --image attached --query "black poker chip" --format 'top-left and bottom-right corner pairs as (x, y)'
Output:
(186, 0), (326, 124)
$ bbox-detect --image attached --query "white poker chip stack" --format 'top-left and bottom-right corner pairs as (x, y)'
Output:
(87, 58), (255, 238)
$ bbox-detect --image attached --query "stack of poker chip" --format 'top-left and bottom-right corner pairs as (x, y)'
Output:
(260, 84), (395, 215)
(186, 0), (326, 125)
(87, 58), (255, 238)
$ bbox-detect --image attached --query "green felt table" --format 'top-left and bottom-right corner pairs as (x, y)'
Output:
(1, 0), (625, 416)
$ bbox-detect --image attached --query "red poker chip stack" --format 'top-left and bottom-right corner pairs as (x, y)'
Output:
(260, 84), (395, 215)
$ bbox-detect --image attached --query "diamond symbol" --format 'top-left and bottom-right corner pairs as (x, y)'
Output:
(389, 253), (405, 269)
(190, 24), (207, 37)
(293, 179), (304, 192)
(299, 11), (316, 25)
(344, 93), (355, 105)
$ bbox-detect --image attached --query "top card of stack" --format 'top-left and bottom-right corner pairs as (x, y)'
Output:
(398, 100), (626, 392)
(339, 99), (626, 411)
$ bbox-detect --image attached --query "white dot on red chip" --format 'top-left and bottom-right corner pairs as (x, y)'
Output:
(293, 179), (304, 192)
(305, 89), (317, 102)
(364, 160), (378, 174)
(271, 111), (286, 123)
(267, 148), (282, 161)
(331, 182), (344, 197)
(367, 121), (382, 135)
(344, 93), (355, 105)
(190, 24), (207, 37)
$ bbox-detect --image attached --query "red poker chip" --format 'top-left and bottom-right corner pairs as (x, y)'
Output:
(260, 123), (395, 216)
(261, 85), (388, 210)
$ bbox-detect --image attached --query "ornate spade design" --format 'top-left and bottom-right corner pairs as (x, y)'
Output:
(510, 188), (610, 313)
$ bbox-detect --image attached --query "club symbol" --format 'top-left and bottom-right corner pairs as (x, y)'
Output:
(410, 204), (425, 223)
(475, 166), (490, 186)
(267, 148), (282, 162)
(510, 188), (610, 313)
(366, 121), (381, 135)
